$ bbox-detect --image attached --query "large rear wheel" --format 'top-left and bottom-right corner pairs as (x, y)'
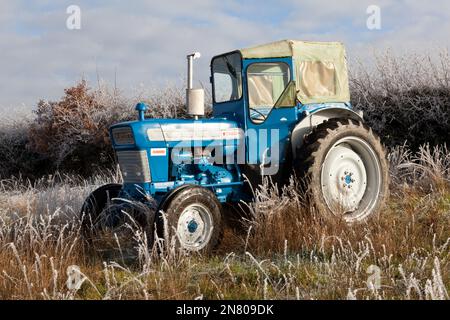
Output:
(296, 119), (389, 222)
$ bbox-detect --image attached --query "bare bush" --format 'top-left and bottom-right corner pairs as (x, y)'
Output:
(350, 50), (450, 149)
(27, 80), (129, 175)
(0, 79), (212, 180)
(0, 120), (38, 178)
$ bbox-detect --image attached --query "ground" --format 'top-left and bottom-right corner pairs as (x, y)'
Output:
(0, 145), (448, 300)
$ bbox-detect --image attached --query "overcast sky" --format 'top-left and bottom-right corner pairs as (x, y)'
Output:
(1, 0), (449, 118)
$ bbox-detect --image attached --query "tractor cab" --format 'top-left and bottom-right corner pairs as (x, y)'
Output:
(210, 40), (352, 173)
(211, 40), (351, 122)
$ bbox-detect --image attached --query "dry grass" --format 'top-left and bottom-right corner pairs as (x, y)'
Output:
(0, 146), (448, 300)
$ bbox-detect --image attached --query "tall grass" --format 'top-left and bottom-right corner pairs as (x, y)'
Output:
(0, 146), (448, 300)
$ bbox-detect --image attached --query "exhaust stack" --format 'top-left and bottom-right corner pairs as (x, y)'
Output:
(186, 52), (204, 119)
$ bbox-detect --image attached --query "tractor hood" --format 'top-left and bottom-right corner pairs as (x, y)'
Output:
(110, 118), (242, 149)
(110, 118), (242, 184)
(239, 40), (350, 104)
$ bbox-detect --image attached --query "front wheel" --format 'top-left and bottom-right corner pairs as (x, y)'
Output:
(80, 184), (154, 248)
(296, 119), (389, 222)
(80, 183), (122, 238)
(157, 186), (223, 253)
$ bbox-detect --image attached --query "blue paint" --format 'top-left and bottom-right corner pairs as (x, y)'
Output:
(187, 220), (198, 233)
(135, 102), (148, 121)
(297, 102), (352, 116)
(242, 57), (296, 165)
(345, 175), (352, 185)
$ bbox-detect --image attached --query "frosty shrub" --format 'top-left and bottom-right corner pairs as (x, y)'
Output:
(27, 81), (130, 175)
(350, 50), (450, 149)
(0, 120), (43, 178)
(4, 79), (203, 179)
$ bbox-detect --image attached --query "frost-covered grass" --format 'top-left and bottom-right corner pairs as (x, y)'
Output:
(0, 146), (448, 300)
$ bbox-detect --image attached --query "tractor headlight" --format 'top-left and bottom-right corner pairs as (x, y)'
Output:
(112, 127), (135, 145)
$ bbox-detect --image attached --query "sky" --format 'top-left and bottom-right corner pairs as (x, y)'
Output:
(0, 0), (449, 118)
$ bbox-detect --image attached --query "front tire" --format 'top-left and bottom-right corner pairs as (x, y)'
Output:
(80, 184), (153, 242)
(80, 183), (122, 238)
(296, 118), (389, 222)
(157, 186), (223, 253)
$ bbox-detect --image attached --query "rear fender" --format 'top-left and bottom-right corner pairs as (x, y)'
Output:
(291, 107), (363, 158)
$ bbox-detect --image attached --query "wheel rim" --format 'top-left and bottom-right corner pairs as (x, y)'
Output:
(176, 203), (213, 250)
(320, 136), (382, 221)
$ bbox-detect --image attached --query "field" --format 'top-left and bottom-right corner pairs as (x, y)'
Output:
(0, 145), (448, 300)
(0, 52), (449, 300)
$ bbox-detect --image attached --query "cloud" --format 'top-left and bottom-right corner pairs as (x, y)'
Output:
(0, 0), (449, 118)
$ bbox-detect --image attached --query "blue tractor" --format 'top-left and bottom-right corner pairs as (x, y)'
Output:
(81, 40), (389, 253)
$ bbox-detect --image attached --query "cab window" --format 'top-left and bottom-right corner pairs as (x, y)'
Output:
(212, 53), (242, 103)
(247, 62), (290, 122)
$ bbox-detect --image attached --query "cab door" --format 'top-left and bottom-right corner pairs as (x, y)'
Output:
(243, 58), (298, 176)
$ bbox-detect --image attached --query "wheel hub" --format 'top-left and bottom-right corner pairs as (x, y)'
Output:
(176, 204), (212, 250)
(344, 172), (354, 186)
(187, 219), (199, 233)
(321, 143), (367, 213)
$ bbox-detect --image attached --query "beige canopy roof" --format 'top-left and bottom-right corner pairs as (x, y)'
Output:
(240, 40), (350, 104)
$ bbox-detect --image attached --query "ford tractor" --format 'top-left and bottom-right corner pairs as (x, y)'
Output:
(81, 40), (389, 253)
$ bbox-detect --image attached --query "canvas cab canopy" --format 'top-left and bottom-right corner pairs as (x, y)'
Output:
(239, 40), (350, 104)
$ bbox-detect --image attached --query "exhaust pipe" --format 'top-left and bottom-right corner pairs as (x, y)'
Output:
(187, 52), (201, 90)
(186, 52), (204, 120)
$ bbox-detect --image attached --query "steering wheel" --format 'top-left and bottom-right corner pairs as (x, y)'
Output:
(249, 108), (267, 122)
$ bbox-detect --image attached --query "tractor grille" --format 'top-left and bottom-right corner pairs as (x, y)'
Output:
(116, 150), (151, 183)
(112, 127), (135, 145)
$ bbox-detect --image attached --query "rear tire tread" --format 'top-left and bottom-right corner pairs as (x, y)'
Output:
(295, 118), (390, 221)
